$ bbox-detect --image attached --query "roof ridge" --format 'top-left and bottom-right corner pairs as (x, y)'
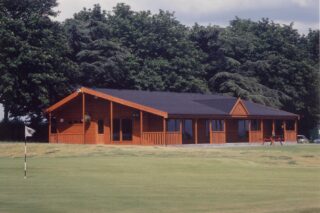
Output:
(92, 87), (236, 99)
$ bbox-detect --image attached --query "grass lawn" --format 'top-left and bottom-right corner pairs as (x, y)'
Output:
(0, 143), (319, 213)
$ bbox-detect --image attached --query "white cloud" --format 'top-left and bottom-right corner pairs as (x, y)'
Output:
(274, 19), (319, 34)
(54, 0), (319, 34)
(292, 0), (314, 7)
(55, 0), (318, 20)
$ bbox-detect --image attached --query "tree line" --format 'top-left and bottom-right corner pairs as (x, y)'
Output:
(0, 1), (319, 135)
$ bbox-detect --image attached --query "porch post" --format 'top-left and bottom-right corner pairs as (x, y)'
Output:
(82, 93), (85, 144)
(272, 119), (275, 136)
(180, 119), (183, 144)
(209, 120), (212, 144)
(261, 120), (264, 142)
(163, 117), (166, 145)
(110, 101), (113, 143)
(195, 119), (198, 144)
(283, 120), (286, 142)
(248, 120), (251, 143)
(140, 111), (143, 145)
(224, 119), (227, 143)
(295, 119), (298, 136)
(48, 113), (51, 143)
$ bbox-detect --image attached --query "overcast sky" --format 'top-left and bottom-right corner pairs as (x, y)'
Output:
(54, 0), (319, 34)
(0, 0), (319, 121)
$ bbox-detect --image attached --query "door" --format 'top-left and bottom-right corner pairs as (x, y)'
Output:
(97, 119), (105, 144)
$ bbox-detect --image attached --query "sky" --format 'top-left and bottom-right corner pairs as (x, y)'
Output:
(54, 0), (319, 34)
(0, 0), (319, 121)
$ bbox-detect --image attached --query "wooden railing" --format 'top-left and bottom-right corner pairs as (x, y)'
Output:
(141, 132), (165, 145)
(142, 132), (182, 145)
(49, 133), (83, 144)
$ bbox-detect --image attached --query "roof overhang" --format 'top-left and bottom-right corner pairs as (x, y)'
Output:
(45, 87), (168, 118)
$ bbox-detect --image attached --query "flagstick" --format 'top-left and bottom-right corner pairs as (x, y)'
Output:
(24, 136), (27, 179)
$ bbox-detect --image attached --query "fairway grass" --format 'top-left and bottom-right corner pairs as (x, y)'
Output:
(0, 143), (319, 213)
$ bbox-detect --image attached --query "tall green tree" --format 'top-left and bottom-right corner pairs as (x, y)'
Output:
(0, 0), (78, 122)
(106, 3), (208, 92)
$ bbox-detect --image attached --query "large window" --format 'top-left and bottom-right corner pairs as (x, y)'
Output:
(182, 120), (193, 140)
(122, 119), (133, 140)
(98, 119), (104, 134)
(167, 119), (180, 132)
(250, 120), (261, 131)
(286, 120), (295, 130)
(113, 119), (120, 141)
(212, 120), (224, 131)
(112, 118), (133, 141)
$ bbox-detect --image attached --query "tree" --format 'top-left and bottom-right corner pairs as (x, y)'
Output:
(64, 4), (139, 89)
(0, 0), (78, 123)
(107, 4), (208, 92)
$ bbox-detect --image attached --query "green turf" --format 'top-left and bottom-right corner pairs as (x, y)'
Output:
(0, 143), (319, 213)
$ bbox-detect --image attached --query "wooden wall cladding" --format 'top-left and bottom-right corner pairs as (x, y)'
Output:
(49, 94), (297, 145)
(212, 131), (226, 144)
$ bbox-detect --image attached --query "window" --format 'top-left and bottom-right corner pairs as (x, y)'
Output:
(98, 119), (104, 134)
(167, 119), (180, 132)
(113, 119), (120, 141)
(182, 120), (193, 140)
(122, 119), (133, 140)
(286, 120), (295, 130)
(51, 117), (57, 133)
(251, 120), (261, 131)
(212, 120), (224, 131)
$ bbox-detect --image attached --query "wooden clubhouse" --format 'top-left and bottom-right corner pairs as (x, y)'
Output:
(45, 87), (298, 145)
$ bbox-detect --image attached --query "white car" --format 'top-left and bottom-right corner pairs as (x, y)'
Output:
(313, 138), (320, 144)
(297, 135), (309, 144)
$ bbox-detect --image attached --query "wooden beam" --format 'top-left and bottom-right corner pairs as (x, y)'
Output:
(45, 91), (80, 113)
(110, 101), (113, 143)
(272, 120), (275, 136)
(272, 119), (275, 145)
(248, 120), (251, 143)
(224, 119), (227, 143)
(82, 93), (85, 144)
(163, 118), (166, 146)
(48, 113), (51, 143)
(140, 111), (143, 145)
(283, 120), (286, 142)
(180, 119), (183, 144)
(195, 119), (198, 144)
(209, 120), (212, 144)
(261, 120), (264, 142)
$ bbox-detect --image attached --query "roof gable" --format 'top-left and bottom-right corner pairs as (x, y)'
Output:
(229, 98), (249, 116)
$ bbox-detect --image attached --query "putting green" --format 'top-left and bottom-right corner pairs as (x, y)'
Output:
(0, 143), (319, 213)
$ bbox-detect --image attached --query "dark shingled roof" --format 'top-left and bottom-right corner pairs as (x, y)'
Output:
(93, 88), (298, 117)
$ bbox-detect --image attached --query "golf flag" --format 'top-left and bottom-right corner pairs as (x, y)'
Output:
(25, 126), (35, 138)
(24, 126), (35, 179)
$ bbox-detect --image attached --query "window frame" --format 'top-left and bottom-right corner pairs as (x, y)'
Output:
(212, 120), (224, 131)
(167, 119), (181, 132)
(250, 119), (261, 131)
